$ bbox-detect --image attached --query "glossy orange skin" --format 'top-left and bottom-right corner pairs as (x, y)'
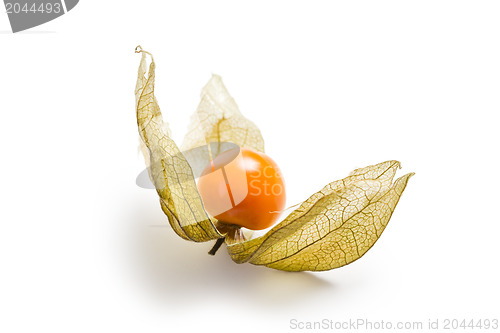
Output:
(197, 148), (286, 230)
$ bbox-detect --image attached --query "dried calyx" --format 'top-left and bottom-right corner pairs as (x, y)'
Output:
(135, 46), (414, 272)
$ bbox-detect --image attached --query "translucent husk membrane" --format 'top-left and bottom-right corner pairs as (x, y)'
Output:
(135, 47), (414, 272)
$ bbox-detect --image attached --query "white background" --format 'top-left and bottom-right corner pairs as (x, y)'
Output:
(1, 1), (499, 332)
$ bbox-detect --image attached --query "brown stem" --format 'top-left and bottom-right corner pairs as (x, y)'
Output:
(208, 238), (225, 256)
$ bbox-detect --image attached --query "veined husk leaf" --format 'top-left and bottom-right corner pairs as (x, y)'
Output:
(135, 48), (413, 272)
(227, 161), (414, 271)
(135, 48), (222, 242)
(181, 74), (265, 155)
(179, 74), (265, 243)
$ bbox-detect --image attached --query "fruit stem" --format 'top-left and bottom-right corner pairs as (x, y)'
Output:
(208, 237), (225, 256)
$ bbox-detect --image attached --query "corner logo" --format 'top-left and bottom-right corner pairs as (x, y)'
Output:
(4, 0), (79, 33)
